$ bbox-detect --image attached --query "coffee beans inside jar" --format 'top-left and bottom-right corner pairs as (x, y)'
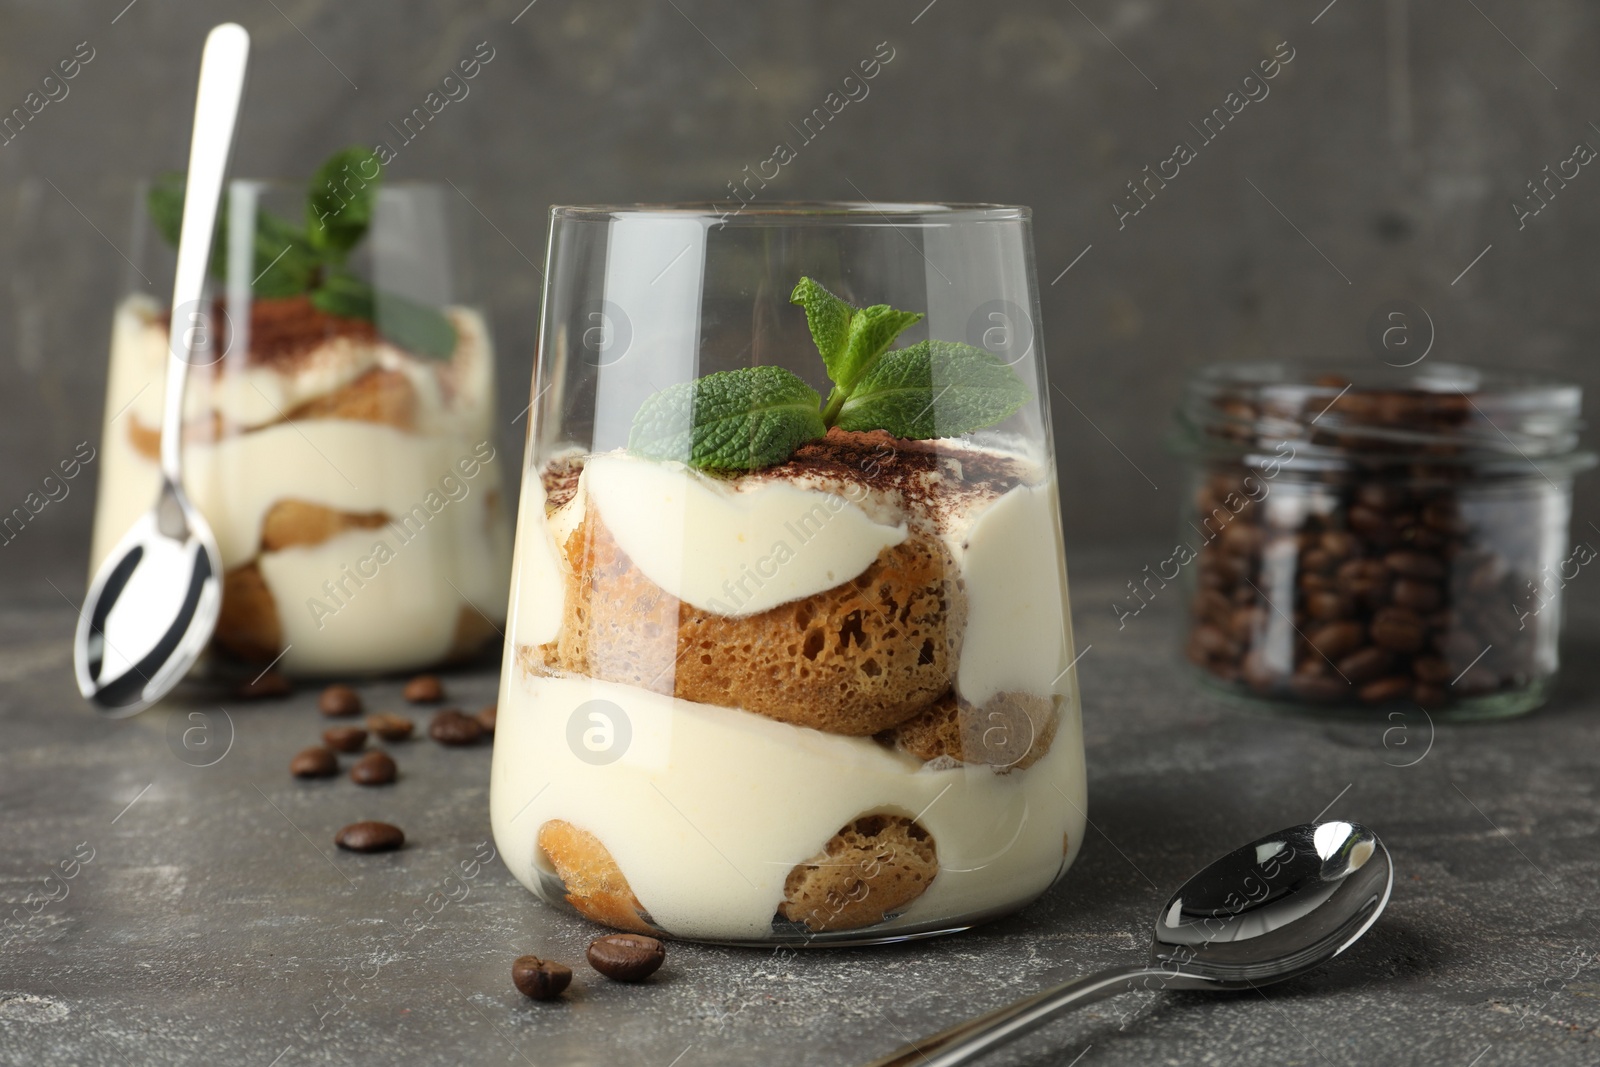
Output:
(1172, 363), (1593, 719)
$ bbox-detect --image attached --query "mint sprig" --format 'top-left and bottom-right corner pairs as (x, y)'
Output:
(628, 366), (826, 470)
(146, 147), (458, 362)
(625, 277), (1032, 471)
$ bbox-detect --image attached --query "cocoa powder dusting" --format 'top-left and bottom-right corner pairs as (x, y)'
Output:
(244, 296), (377, 368)
(539, 428), (1030, 515)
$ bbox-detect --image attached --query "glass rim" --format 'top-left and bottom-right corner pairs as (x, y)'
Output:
(548, 200), (1031, 224)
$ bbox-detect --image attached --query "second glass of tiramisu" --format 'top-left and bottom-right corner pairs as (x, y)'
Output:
(492, 203), (1086, 944)
(90, 149), (512, 676)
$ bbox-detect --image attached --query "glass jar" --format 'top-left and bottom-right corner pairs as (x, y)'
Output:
(88, 179), (512, 676)
(491, 203), (1085, 944)
(1172, 362), (1594, 720)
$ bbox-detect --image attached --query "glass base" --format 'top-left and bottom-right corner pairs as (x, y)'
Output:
(530, 876), (1031, 947)
(1190, 667), (1551, 722)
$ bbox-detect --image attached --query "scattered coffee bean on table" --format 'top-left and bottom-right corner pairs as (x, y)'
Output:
(366, 713), (414, 741)
(429, 709), (484, 746)
(350, 750), (397, 786)
(289, 747), (338, 779)
(586, 934), (665, 982)
(511, 955), (573, 1000)
(318, 684), (362, 717)
(236, 671), (291, 700)
(334, 821), (404, 852)
(404, 674), (445, 703)
(476, 704), (497, 736)
(322, 726), (368, 753)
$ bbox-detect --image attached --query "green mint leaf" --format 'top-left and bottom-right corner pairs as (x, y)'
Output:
(311, 273), (459, 360)
(307, 147), (382, 260)
(148, 176), (319, 297)
(834, 340), (1031, 439)
(310, 272), (375, 320)
(375, 289), (458, 361)
(789, 277), (853, 370)
(249, 210), (319, 298)
(629, 366), (827, 471)
(790, 277), (922, 398)
(147, 173), (186, 248)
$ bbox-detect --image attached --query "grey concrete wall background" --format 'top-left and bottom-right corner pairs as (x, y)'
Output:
(3, 0), (1599, 598)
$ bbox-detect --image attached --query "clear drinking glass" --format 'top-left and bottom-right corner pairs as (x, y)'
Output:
(89, 180), (512, 676)
(491, 203), (1086, 944)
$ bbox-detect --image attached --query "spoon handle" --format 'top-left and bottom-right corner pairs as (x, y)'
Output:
(159, 23), (249, 486)
(863, 964), (1194, 1067)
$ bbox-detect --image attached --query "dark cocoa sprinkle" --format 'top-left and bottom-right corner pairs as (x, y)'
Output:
(429, 708), (484, 746)
(236, 670), (292, 700)
(322, 726), (368, 753)
(318, 684), (362, 717)
(475, 703), (497, 736)
(350, 750), (397, 786)
(290, 747), (339, 779)
(541, 456), (585, 509)
(541, 428), (1032, 519)
(334, 821), (404, 853)
(586, 934), (665, 982)
(404, 674), (445, 704)
(512, 955), (573, 1000)
(366, 713), (415, 741)
(240, 295), (377, 369)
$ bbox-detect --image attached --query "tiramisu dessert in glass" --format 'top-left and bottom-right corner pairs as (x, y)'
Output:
(89, 149), (511, 676)
(492, 204), (1085, 944)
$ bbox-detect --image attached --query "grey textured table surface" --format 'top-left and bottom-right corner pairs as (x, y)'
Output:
(3, 550), (1598, 1067)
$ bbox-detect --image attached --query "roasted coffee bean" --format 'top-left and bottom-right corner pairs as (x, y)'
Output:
(334, 821), (404, 853)
(322, 726), (368, 753)
(1456, 667), (1499, 694)
(366, 713), (415, 741)
(1358, 676), (1412, 704)
(1289, 673), (1349, 702)
(237, 671), (292, 700)
(1305, 591), (1350, 620)
(1320, 530), (1359, 560)
(1301, 548), (1334, 574)
(512, 955), (572, 1000)
(476, 704), (497, 736)
(1414, 683), (1448, 707)
(1371, 607), (1428, 653)
(429, 709), (484, 746)
(1228, 606), (1265, 642)
(404, 674), (445, 703)
(586, 934), (665, 982)
(350, 751), (397, 786)
(290, 746), (338, 778)
(1347, 505), (1392, 541)
(1190, 624), (1237, 659)
(1412, 657), (1452, 684)
(1385, 550), (1446, 581)
(1392, 578), (1442, 613)
(1337, 647), (1393, 685)
(1307, 621), (1365, 661)
(318, 684), (362, 717)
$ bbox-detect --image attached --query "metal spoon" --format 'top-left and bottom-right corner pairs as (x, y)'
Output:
(865, 820), (1393, 1067)
(74, 24), (250, 716)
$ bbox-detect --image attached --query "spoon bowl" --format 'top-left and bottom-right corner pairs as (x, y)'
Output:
(76, 481), (222, 716)
(865, 820), (1393, 1067)
(1151, 820), (1391, 986)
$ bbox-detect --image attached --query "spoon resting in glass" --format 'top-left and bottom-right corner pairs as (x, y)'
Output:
(74, 24), (249, 715)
